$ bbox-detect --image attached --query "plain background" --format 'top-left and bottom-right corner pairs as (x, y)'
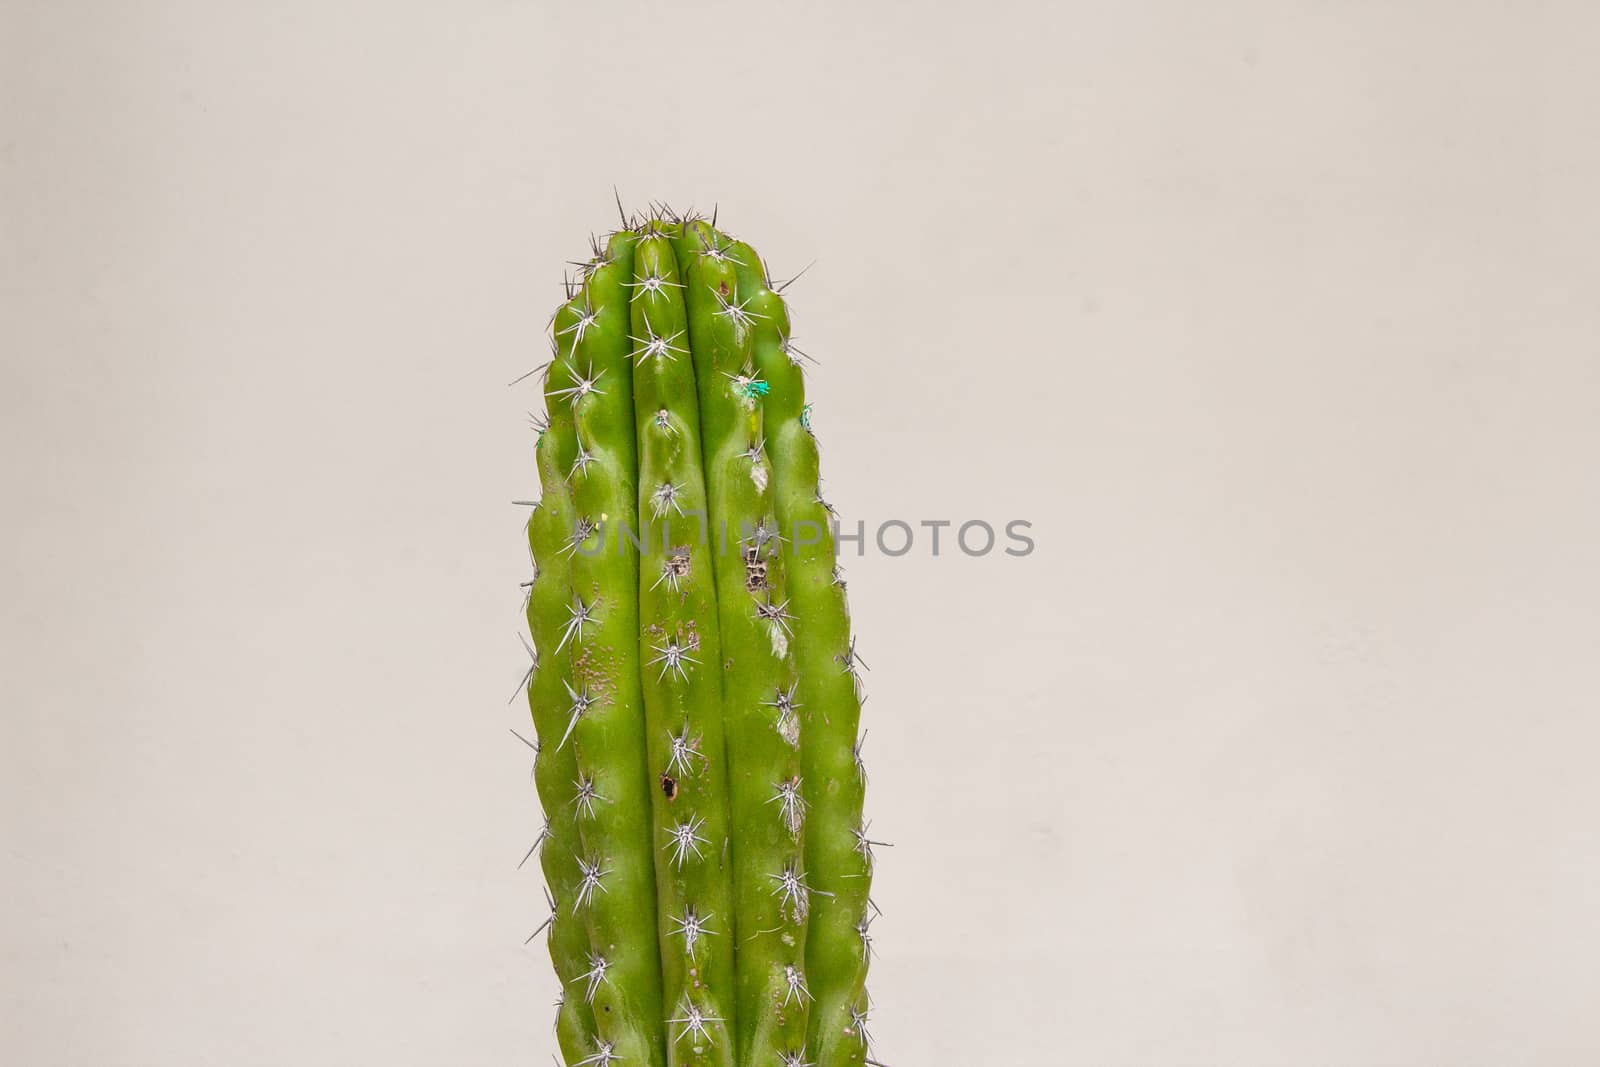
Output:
(5, 2), (1599, 1064)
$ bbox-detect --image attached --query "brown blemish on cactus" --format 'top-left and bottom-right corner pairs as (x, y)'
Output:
(744, 544), (768, 591)
(667, 550), (690, 582)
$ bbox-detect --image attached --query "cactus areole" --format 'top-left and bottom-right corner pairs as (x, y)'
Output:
(521, 205), (879, 1067)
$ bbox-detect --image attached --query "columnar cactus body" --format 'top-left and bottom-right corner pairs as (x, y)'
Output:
(522, 208), (878, 1067)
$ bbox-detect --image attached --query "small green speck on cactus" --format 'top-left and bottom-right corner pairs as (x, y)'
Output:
(519, 204), (880, 1067)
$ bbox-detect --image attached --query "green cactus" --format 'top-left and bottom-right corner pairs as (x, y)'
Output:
(520, 205), (879, 1067)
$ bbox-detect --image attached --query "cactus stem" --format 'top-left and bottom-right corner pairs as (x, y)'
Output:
(523, 211), (883, 1063)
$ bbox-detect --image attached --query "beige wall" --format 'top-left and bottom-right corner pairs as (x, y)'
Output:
(5, 2), (1599, 1063)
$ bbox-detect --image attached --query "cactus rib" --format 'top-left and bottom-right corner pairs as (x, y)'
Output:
(631, 229), (740, 1066)
(554, 232), (667, 1067)
(728, 244), (875, 1067)
(675, 219), (811, 1065)
(526, 350), (601, 1065)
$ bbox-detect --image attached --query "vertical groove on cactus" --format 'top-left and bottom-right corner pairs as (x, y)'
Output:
(522, 205), (877, 1067)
